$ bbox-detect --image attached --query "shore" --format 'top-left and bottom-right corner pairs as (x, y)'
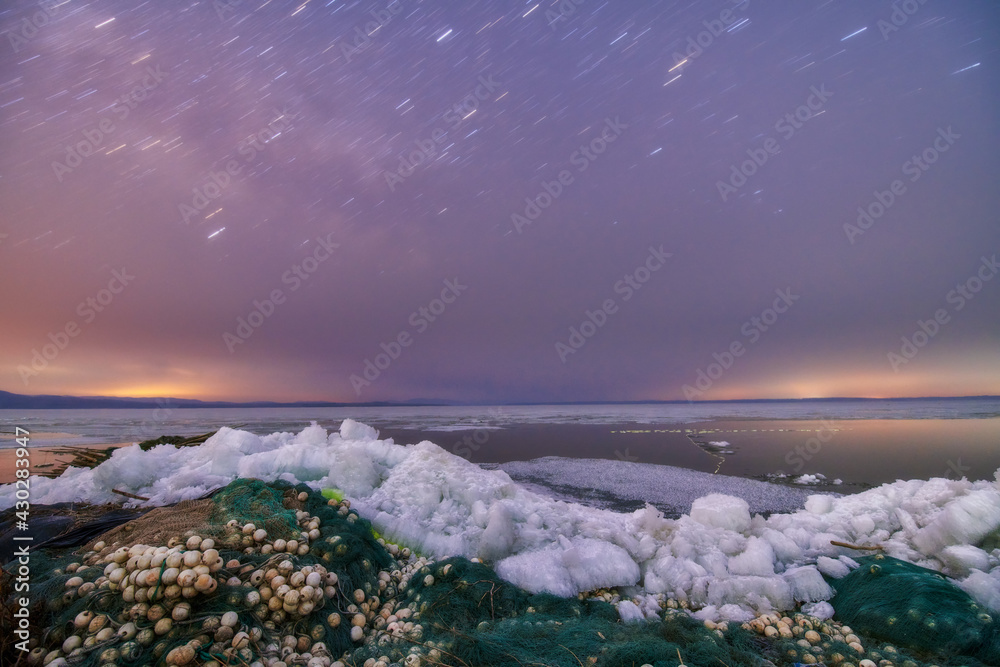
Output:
(0, 441), (131, 484)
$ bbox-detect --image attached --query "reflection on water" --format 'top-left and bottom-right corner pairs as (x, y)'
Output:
(1, 397), (999, 449)
(609, 418), (999, 486)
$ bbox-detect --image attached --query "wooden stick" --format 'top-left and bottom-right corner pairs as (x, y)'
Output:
(831, 540), (883, 551)
(112, 488), (149, 501)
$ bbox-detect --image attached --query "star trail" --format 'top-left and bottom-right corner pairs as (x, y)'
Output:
(1, 0), (998, 402)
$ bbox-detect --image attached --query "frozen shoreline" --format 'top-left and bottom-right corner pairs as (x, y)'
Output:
(1, 419), (998, 623)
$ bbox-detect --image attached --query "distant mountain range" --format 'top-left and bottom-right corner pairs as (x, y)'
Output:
(0, 390), (996, 410)
(0, 390), (439, 410)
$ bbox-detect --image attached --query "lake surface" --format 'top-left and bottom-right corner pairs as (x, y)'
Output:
(1, 398), (997, 486)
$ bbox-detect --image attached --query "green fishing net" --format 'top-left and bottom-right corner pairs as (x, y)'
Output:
(5, 481), (999, 667)
(828, 553), (1000, 666)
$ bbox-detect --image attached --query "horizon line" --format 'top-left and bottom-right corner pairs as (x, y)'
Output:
(2, 389), (999, 408)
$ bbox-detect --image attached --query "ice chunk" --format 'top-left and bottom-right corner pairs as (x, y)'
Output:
(958, 569), (1000, 612)
(690, 494), (751, 533)
(851, 515), (876, 538)
(559, 537), (640, 592)
(805, 494), (834, 514)
(718, 603), (755, 623)
(617, 600), (644, 623)
(634, 593), (663, 620)
(642, 553), (708, 598)
(913, 488), (1000, 555)
(816, 556), (851, 579)
(808, 532), (847, 557)
(802, 601), (835, 620)
(939, 545), (991, 577)
(761, 528), (803, 564)
(477, 503), (516, 561)
(795, 474), (827, 485)
(495, 537), (639, 597)
(728, 537), (776, 576)
(783, 565), (832, 602)
(895, 507), (919, 536)
(340, 419), (379, 441)
(692, 605), (719, 622)
(707, 575), (793, 612)
(838, 555), (860, 571)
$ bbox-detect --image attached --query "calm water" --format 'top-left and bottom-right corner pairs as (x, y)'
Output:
(1, 398), (998, 486)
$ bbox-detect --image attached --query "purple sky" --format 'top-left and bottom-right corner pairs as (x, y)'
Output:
(1, 0), (998, 403)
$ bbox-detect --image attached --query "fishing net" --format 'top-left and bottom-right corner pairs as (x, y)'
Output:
(350, 555), (773, 667)
(6, 478), (999, 667)
(1, 479), (395, 667)
(828, 553), (1000, 666)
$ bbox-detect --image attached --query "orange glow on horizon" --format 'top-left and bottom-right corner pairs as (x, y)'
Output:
(655, 359), (1000, 403)
(697, 374), (1000, 402)
(90, 384), (208, 400)
(5, 351), (1000, 404)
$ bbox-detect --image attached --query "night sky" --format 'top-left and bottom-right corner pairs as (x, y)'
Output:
(1, 0), (998, 403)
